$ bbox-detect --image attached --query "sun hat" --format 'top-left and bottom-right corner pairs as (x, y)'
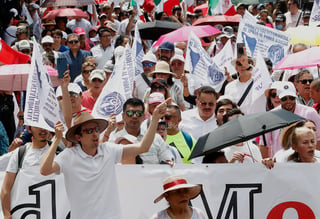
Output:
(150, 61), (176, 77)
(277, 81), (297, 99)
(105, 21), (118, 32)
(153, 176), (202, 203)
(66, 111), (108, 143)
(43, 20), (56, 26)
(55, 83), (82, 98)
(149, 92), (165, 104)
(89, 69), (106, 81)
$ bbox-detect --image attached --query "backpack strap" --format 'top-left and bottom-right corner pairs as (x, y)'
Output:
(237, 80), (253, 107)
(141, 73), (151, 87)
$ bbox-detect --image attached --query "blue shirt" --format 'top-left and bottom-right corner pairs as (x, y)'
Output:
(57, 49), (91, 82)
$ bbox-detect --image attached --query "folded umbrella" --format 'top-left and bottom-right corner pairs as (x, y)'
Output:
(189, 109), (305, 159)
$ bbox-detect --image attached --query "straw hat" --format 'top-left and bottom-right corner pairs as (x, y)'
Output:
(150, 61), (176, 77)
(66, 111), (108, 144)
(153, 176), (201, 203)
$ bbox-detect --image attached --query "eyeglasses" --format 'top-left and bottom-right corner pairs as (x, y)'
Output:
(92, 78), (103, 83)
(68, 40), (79, 44)
(126, 110), (144, 117)
(151, 86), (165, 91)
(269, 92), (277, 98)
(83, 69), (94, 74)
(82, 126), (100, 134)
(280, 96), (296, 102)
(142, 62), (155, 67)
(199, 101), (215, 106)
(299, 79), (313, 85)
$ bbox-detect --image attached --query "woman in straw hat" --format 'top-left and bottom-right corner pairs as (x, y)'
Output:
(151, 175), (206, 219)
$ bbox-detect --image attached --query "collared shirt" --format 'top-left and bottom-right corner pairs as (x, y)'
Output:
(109, 128), (174, 164)
(57, 49), (91, 82)
(297, 93), (314, 107)
(262, 104), (320, 156)
(90, 44), (114, 69)
(179, 108), (218, 140)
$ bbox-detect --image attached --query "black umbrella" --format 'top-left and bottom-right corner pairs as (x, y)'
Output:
(189, 109), (305, 159)
(137, 20), (182, 41)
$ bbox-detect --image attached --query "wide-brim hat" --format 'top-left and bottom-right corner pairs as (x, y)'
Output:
(150, 61), (176, 77)
(154, 176), (201, 203)
(66, 111), (108, 144)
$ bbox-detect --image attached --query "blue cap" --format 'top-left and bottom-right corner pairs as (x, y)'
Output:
(160, 41), (174, 51)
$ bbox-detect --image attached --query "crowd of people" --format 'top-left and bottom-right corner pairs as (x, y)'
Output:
(0, 0), (319, 218)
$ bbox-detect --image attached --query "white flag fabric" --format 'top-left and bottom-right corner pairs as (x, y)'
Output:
(92, 44), (135, 119)
(237, 11), (290, 66)
(251, 53), (272, 103)
(24, 40), (59, 131)
(212, 39), (236, 76)
(185, 31), (225, 92)
(132, 22), (144, 76)
(310, 0), (320, 27)
(212, 0), (233, 15)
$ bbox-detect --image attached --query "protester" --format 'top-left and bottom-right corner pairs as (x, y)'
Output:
(159, 41), (175, 63)
(74, 61), (96, 91)
(52, 29), (69, 52)
(264, 81), (282, 111)
(311, 78), (320, 114)
(151, 175), (205, 219)
(74, 27), (93, 51)
(214, 97), (238, 126)
(284, 0), (304, 28)
(293, 69), (314, 107)
(274, 13), (286, 31)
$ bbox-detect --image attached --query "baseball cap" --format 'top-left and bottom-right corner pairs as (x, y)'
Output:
(160, 41), (174, 51)
(89, 69), (106, 81)
(18, 40), (31, 51)
(149, 92), (165, 104)
(218, 26), (235, 39)
(55, 83), (82, 98)
(151, 79), (168, 88)
(74, 27), (86, 36)
(303, 10), (311, 18)
(277, 81), (297, 99)
(99, 13), (108, 19)
(275, 14), (286, 22)
(41, 35), (54, 44)
(170, 54), (185, 63)
(142, 52), (157, 63)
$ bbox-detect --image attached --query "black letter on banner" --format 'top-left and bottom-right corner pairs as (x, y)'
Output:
(217, 184), (262, 219)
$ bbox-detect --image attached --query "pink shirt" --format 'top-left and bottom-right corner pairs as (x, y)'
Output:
(81, 91), (95, 110)
(262, 104), (320, 156)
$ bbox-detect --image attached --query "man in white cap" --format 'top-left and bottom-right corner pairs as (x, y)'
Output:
(41, 35), (58, 64)
(40, 97), (170, 219)
(133, 52), (157, 100)
(262, 81), (320, 157)
(211, 26), (236, 57)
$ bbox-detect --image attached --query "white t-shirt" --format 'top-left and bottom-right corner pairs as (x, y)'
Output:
(223, 141), (262, 163)
(54, 143), (123, 219)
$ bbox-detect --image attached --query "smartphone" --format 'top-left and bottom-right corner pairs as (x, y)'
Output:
(57, 57), (68, 78)
(237, 43), (245, 58)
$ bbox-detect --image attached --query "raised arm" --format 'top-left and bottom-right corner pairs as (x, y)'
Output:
(60, 71), (73, 128)
(40, 121), (63, 176)
(122, 98), (171, 159)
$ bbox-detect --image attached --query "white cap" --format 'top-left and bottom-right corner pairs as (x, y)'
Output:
(149, 92), (165, 104)
(56, 83), (82, 98)
(174, 48), (184, 56)
(89, 69), (106, 81)
(41, 35), (54, 44)
(170, 54), (185, 64)
(277, 81), (297, 99)
(17, 40), (31, 51)
(142, 52), (157, 63)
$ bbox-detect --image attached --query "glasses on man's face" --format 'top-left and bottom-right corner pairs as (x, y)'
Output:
(68, 40), (79, 44)
(126, 110), (144, 117)
(92, 78), (103, 83)
(83, 69), (94, 74)
(269, 92), (277, 98)
(280, 96), (296, 102)
(199, 101), (215, 107)
(142, 62), (155, 67)
(82, 126), (100, 134)
(299, 79), (313, 85)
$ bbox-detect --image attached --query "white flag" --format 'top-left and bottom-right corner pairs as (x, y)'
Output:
(92, 44), (135, 119)
(185, 31), (225, 91)
(310, 0), (320, 26)
(251, 53), (272, 103)
(132, 22), (144, 76)
(24, 40), (59, 131)
(212, 39), (236, 75)
(212, 0), (233, 15)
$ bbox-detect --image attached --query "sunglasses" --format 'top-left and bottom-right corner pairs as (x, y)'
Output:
(280, 96), (296, 102)
(164, 115), (176, 120)
(269, 92), (277, 98)
(199, 101), (215, 107)
(83, 69), (94, 74)
(299, 79), (313, 85)
(82, 126), (100, 134)
(126, 110), (144, 117)
(142, 62), (155, 67)
(92, 78), (103, 83)
(68, 40), (79, 44)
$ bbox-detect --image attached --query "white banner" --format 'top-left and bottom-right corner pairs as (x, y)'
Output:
(117, 164), (320, 219)
(0, 164), (320, 218)
(237, 11), (290, 65)
(212, 39), (236, 75)
(185, 31), (225, 92)
(24, 40), (59, 131)
(132, 22), (145, 76)
(92, 44), (135, 119)
(310, 0), (320, 26)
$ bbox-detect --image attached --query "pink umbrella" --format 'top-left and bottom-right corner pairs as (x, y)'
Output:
(0, 64), (59, 91)
(192, 15), (241, 26)
(153, 25), (221, 47)
(41, 0), (96, 7)
(42, 8), (89, 20)
(273, 47), (320, 70)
